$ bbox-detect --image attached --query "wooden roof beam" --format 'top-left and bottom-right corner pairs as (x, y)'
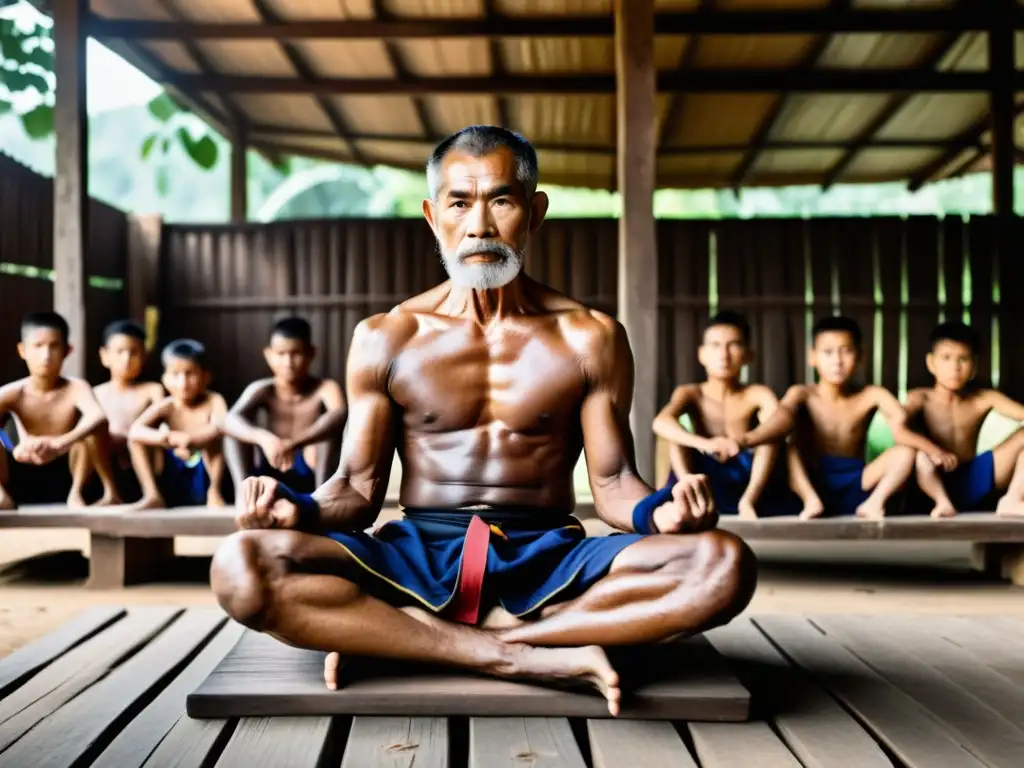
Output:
(820, 2), (971, 190)
(907, 101), (1024, 191)
(371, 1), (437, 140)
(250, 0), (370, 166)
(731, 0), (851, 190)
(484, 0), (512, 132)
(88, 7), (1007, 40)
(164, 69), (1005, 95)
(656, 0), (714, 151)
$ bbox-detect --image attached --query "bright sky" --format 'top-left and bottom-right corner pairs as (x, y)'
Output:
(4, 1), (162, 115)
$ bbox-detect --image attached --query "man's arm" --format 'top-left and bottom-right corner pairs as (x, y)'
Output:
(651, 386), (710, 453)
(739, 385), (805, 448)
(581, 316), (713, 533)
(55, 380), (110, 452)
(303, 319), (398, 532)
(287, 380), (348, 451)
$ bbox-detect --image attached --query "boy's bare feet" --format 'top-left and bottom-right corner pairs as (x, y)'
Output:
(207, 490), (228, 507)
(996, 497), (1024, 517)
(93, 490), (123, 507)
(736, 497), (758, 520)
(930, 500), (957, 518)
(0, 490), (16, 510)
(129, 493), (165, 511)
(67, 490), (86, 508)
(855, 500), (886, 520)
(798, 496), (825, 520)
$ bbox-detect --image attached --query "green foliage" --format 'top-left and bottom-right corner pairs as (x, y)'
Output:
(0, 14), (53, 138)
(139, 93), (222, 196)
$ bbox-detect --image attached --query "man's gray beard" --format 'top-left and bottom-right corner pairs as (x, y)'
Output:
(439, 240), (525, 290)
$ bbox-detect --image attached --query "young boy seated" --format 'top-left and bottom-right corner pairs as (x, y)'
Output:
(92, 319), (166, 507)
(652, 310), (783, 518)
(128, 339), (229, 507)
(906, 321), (1024, 517)
(223, 316), (346, 494)
(739, 316), (931, 519)
(0, 312), (119, 509)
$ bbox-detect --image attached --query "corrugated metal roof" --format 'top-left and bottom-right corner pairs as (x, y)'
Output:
(70, 0), (1017, 190)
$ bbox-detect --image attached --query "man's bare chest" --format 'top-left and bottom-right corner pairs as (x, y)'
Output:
(389, 333), (585, 433)
(804, 397), (874, 436)
(15, 391), (78, 433)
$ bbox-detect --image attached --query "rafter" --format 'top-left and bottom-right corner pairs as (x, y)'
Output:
(484, 0), (512, 131)
(164, 69), (999, 96)
(371, 1), (436, 140)
(250, 0), (369, 166)
(907, 101), (1024, 191)
(821, 2), (971, 189)
(656, 0), (714, 151)
(730, 0), (851, 190)
(87, 7), (1006, 40)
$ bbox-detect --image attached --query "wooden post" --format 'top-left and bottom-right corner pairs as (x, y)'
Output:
(126, 214), (163, 356)
(990, 0), (1015, 218)
(231, 127), (248, 222)
(53, 0), (89, 378)
(614, 0), (658, 484)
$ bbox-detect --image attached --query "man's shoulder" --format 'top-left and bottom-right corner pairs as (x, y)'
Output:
(0, 378), (26, 403)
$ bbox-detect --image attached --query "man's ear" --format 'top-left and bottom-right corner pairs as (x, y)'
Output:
(422, 198), (437, 233)
(529, 191), (549, 233)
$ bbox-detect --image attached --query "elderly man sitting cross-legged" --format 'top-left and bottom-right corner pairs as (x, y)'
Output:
(210, 126), (757, 716)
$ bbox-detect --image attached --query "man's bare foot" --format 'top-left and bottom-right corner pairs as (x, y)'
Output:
(737, 497), (758, 520)
(930, 500), (957, 518)
(798, 497), (825, 520)
(996, 497), (1024, 517)
(67, 491), (86, 508)
(855, 500), (886, 520)
(507, 644), (622, 716)
(0, 491), (16, 510)
(481, 607), (526, 631)
(129, 494), (165, 511)
(207, 490), (228, 507)
(324, 652), (349, 690)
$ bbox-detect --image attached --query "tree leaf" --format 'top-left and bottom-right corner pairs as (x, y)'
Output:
(161, 136), (170, 153)
(141, 133), (158, 160)
(0, 99), (11, 116)
(156, 165), (169, 197)
(147, 92), (179, 123)
(20, 104), (52, 139)
(178, 128), (218, 170)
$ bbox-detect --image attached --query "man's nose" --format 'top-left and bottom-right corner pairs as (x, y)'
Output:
(465, 201), (497, 239)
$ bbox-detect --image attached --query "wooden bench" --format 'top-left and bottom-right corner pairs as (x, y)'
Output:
(5, 502), (1024, 588)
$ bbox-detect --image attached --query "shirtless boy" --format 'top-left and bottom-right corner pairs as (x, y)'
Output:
(652, 311), (781, 518)
(93, 319), (165, 507)
(0, 312), (119, 509)
(223, 316), (346, 494)
(128, 339), (229, 507)
(739, 316), (927, 519)
(210, 126), (755, 715)
(906, 321), (1024, 517)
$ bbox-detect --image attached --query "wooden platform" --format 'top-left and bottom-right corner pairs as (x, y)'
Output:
(3, 607), (1024, 766)
(186, 630), (749, 721)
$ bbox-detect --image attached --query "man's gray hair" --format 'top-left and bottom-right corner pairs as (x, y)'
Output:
(426, 125), (539, 200)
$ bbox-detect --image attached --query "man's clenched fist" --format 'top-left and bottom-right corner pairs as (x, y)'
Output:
(236, 476), (300, 530)
(652, 473), (718, 533)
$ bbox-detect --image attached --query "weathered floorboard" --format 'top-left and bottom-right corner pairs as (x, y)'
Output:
(93, 620), (246, 768)
(340, 716), (449, 768)
(706, 619), (893, 768)
(587, 720), (697, 768)
(754, 616), (984, 768)
(1, 609), (225, 768)
(469, 718), (586, 768)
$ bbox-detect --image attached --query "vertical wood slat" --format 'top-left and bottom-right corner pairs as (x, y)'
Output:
(998, 217), (1024, 398)
(904, 218), (942, 392)
(967, 217), (996, 388)
(779, 219), (809, 386)
(875, 218), (904, 395)
(834, 219), (879, 387)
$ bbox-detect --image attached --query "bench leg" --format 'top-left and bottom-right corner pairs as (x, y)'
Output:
(87, 533), (175, 589)
(970, 543), (1008, 577)
(1000, 545), (1024, 588)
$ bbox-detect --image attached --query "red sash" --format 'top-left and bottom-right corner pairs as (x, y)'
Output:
(448, 515), (491, 625)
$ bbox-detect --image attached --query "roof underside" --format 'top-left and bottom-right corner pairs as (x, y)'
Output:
(68, 0), (1024, 190)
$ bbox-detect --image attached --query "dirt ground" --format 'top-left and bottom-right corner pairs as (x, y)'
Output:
(2, 529), (1023, 659)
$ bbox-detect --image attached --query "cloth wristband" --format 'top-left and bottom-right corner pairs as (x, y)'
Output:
(632, 485), (673, 534)
(276, 484), (320, 529)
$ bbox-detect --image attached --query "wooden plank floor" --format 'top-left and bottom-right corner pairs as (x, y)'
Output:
(3, 610), (1024, 767)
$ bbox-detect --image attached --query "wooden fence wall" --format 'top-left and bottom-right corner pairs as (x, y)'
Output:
(0, 153), (129, 385)
(159, 215), (1016, 406)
